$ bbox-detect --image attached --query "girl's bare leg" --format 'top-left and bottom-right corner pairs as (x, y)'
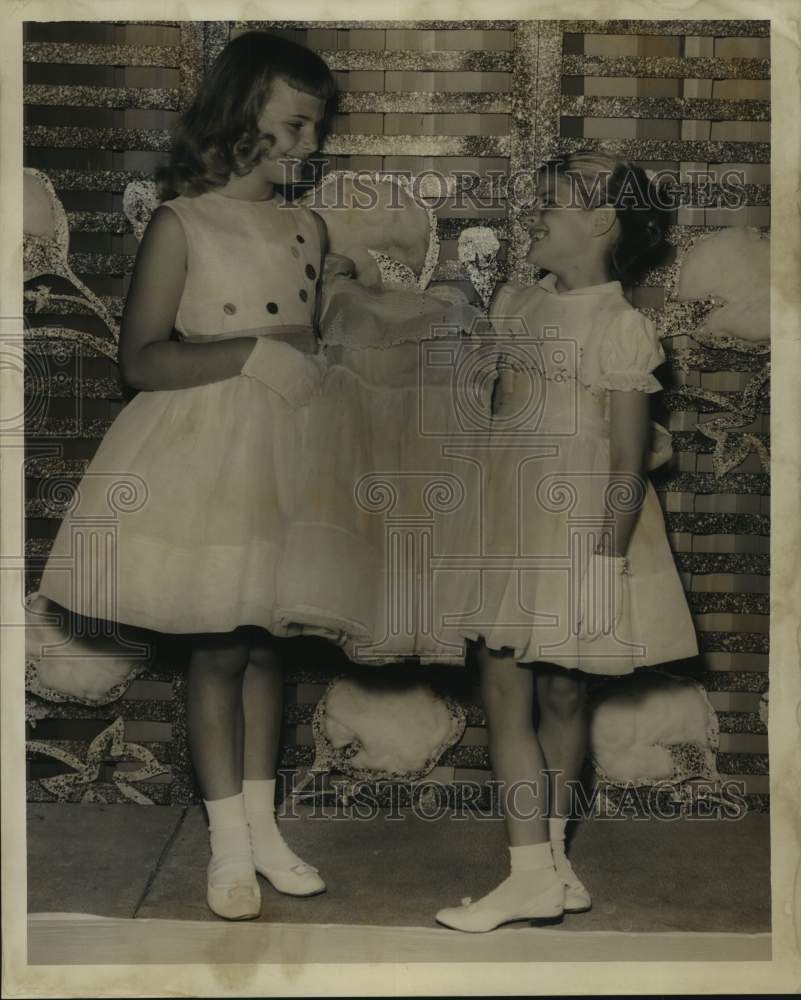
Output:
(435, 644), (564, 931)
(536, 667), (592, 911)
(480, 646), (549, 846)
(241, 633), (325, 896)
(536, 668), (589, 821)
(242, 635), (284, 781)
(187, 632), (249, 800)
(187, 631), (260, 919)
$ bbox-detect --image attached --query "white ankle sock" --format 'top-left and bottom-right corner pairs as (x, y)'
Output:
(549, 816), (568, 842)
(509, 841), (554, 876)
(204, 793), (255, 885)
(549, 817), (568, 860)
(243, 778), (304, 871)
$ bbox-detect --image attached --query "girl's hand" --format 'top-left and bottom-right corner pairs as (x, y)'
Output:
(322, 253), (357, 280)
(605, 390), (650, 554)
(576, 552), (629, 642)
(241, 337), (324, 409)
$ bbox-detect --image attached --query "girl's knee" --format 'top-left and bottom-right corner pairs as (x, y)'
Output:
(539, 673), (587, 721)
(190, 638), (249, 676)
(248, 643), (281, 670)
(481, 655), (531, 717)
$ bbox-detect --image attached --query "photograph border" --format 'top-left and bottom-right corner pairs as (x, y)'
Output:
(2, 0), (799, 995)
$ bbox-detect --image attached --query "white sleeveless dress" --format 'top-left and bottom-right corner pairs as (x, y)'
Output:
(39, 190), (323, 635)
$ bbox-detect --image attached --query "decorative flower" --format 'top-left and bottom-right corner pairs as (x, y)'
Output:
(290, 675), (466, 804)
(24, 284), (53, 313)
(458, 226), (500, 268)
(24, 168), (120, 346)
(24, 169), (71, 284)
(676, 227), (770, 344)
(25, 592), (151, 705)
(458, 226), (501, 309)
(25, 695), (51, 726)
(677, 364), (770, 477)
(27, 716), (168, 804)
(591, 671), (719, 787)
(300, 171), (440, 291)
(366, 250), (418, 290)
(122, 179), (161, 244)
(321, 676), (465, 775)
(670, 226), (771, 477)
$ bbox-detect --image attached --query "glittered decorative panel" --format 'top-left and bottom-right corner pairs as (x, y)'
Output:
(24, 21), (770, 810)
(23, 21), (204, 805)
(553, 23), (770, 808)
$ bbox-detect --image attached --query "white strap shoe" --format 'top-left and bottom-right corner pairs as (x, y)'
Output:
(256, 860), (326, 897)
(206, 866), (262, 920)
(435, 869), (565, 933)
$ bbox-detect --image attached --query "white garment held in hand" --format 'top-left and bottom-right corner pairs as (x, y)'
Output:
(240, 336), (324, 409)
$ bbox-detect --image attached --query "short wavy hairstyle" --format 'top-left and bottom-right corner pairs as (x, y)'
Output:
(538, 150), (673, 286)
(156, 31), (336, 199)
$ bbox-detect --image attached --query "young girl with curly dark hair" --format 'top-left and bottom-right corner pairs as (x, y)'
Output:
(39, 31), (336, 920)
(435, 151), (698, 932)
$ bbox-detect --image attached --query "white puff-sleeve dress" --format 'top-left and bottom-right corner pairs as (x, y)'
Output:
(452, 274), (698, 673)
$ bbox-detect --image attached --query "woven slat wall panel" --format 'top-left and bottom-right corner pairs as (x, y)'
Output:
(24, 21), (200, 805)
(545, 22), (770, 809)
(24, 20), (769, 810)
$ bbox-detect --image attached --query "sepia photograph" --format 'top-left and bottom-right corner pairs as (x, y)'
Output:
(2, 3), (800, 995)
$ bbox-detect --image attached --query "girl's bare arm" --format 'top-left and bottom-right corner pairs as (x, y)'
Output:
(119, 206), (256, 391)
(603, 389), (650, 556)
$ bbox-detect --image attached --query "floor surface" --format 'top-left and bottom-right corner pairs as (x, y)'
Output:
(26, 801), (771, 957)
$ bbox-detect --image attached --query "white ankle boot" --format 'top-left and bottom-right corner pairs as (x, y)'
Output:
(435, 866), (565, 933)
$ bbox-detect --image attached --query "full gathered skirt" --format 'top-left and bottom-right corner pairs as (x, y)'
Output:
(40, 374), (309, 636)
